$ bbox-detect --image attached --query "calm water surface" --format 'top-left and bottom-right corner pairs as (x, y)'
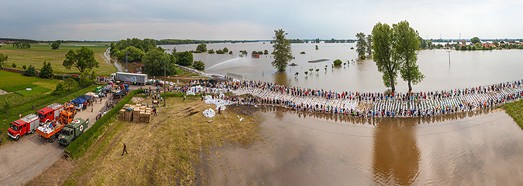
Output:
(162, 43), (523, 92)
(204, 108), (523, 185)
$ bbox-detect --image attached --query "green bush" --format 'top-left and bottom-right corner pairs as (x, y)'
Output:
(65, 89), (144, 159)
(333, 59), (342, 67)
(39, 61), (54, 79)
(23, 65), (37, 77)
(193, 60), (205, 71)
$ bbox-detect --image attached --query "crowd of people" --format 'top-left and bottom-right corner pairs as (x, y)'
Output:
(180, 78), (523, 118)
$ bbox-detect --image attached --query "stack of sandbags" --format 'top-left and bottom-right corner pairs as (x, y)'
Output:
(144, 107), (152, 123)
(119, 109), (125, 120)
(119, 104), (153, 123)
(124, 106), (134, 121)
(132, 107), (141, 122)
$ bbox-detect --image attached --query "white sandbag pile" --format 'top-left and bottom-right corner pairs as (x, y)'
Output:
(204, 95), (232, 110)
(203, 108), (216, 118)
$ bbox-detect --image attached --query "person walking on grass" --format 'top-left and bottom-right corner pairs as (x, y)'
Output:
(122, 143), (128, 156)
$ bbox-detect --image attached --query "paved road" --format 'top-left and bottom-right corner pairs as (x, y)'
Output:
(102, 48), (124, 72)
(0, 96), (112, 186)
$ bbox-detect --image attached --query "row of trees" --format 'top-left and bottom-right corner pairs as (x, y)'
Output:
(21, 62), (54, 78)
(108, 38), (208, 75)
(372, 21), (424, 93)
(13, 41), (31, 49)
(110, 38), (158, 62)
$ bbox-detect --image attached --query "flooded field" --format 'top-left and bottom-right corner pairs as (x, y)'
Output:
(162, 43), (523, 92)
(204, 108), (523, 185)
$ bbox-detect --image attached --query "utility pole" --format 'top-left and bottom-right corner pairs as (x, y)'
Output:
(125, 51), (129, 72)
(163, 61), (166, 107)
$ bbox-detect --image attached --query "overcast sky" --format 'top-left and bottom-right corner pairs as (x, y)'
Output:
(1, 0), (522, 41)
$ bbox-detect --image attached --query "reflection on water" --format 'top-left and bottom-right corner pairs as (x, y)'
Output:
(372, 119), (420, 185)
(258, 106), (495, 126)
(204, 108), (523, 185)
(273, 71), (289, 87)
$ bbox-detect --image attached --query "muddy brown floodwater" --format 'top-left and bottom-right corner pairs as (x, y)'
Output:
(204, 107), (523, 185)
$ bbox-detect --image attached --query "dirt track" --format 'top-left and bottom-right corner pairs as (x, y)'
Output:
(0, 95), (112, 186)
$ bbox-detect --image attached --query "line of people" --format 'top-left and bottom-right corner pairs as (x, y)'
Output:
(182, 78), (523, 118)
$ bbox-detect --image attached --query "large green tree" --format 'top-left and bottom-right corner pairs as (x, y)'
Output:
(115, 46), (145, 62)
(394, 21), (424, 92)
(366, 34), (372, 57)
(372, 22), (400, 93)
(63, 47), (99, 73)
(271, 29), (293, 72)
(0, 53), (7, 69)
(356, 32), (367, 59)
(51, 41), (61, 50)
(143, 50), (176, 76)
(39, 61), (54, 79)
(174, 51), (194, 66)
(471, 37), (481, 44)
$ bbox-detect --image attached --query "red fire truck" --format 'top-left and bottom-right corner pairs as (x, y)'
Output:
(7, 114), (40, 141)
(38, 103), (64, 123)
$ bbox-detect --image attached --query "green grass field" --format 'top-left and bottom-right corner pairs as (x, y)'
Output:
(0, 70), (59, 111)
(0, 43), (116, 76)
(504, 99), (523, 129)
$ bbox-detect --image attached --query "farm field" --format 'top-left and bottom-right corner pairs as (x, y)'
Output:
(0, 43), (116, 75)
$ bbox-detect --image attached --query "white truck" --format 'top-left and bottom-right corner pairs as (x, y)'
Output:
(110, 72), (148, 85)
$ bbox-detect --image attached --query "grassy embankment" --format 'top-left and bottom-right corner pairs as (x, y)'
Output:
(504, 99), (523, 129)
(63, 95), (260, 185)
(0, 43), (116, 75)
(0, 70), (98, 143)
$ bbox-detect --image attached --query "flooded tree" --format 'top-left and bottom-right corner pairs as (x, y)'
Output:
(394, 21), (424, 92)
(272, 29), (293, 72)
(372, 23), (399, 93)
(356, 32), (367, 59)
(366, 34), (372, 58)
(195, 43), (207, 53)
(372, 21), (424, 93)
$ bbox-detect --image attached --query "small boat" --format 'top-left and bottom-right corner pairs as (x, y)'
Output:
(289, 63), (298, 66)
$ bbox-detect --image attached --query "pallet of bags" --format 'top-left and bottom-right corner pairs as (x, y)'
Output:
(124, 106), (134, 121)
(119, 109), (125, 120)
(133, 107), (141, 122)
(144, 111), (151, 123)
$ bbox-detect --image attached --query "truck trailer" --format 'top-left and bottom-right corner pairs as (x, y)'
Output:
(110, 72), (148, 85)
